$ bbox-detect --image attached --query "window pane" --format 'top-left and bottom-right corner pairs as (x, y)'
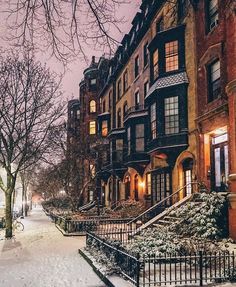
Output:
(102, 121), (108, 137)
(90, 100), (96, 113)
(164, 96), (179, 134)
(165, 41), (179, 72)
(89, 121), (96, 134)
(136, 124), (144, 137)
(153, 49), (159, 79)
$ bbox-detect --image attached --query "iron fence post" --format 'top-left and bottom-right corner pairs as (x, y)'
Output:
(199, 250), (203, 286)
(136, 253), (140, 287)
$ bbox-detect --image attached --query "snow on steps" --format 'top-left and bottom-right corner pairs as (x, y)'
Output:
(136, 194), (192, 233)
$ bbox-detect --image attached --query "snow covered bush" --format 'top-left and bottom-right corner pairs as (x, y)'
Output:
(169, 192), (228, 240)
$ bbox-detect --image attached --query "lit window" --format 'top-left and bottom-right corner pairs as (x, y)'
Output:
(89, 121), (96, 135)
(76, 109), (80, 119)
(135, 124), (145, 152)
(143, 42), (149, 67)
(208, 0), (219, 31)
(150, 103), (157, 139)
(164, 96), (179, 134)
(153, 49), (159, 79)
(102, 120), (108, 137)
(123, 70), (128, 92)
(134, 55), (139, 78)
(165, 41), (179, 72)
(208, 59), (221, 102)
(146, 173), (151, 195)
(89, 100), (96, 113)
(89, 164), (96, 178)
(144, 81), (149, 98)
(117, 79), (122, 99)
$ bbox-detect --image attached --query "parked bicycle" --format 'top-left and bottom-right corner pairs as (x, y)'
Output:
(12, 212), (24, 232)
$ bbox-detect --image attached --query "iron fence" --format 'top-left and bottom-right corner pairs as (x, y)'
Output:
(85, 231), (236, 286)
(87, 231), (140, 286)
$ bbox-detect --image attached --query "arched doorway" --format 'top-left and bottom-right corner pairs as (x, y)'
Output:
(182, 158), (193, 196)
(134, 174), (139, 201)
(124, 175), (131, 200)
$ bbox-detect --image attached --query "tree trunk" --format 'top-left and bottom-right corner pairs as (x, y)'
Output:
(5, 192), (13, 238)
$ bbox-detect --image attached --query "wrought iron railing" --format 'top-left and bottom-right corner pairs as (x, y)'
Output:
(124, 104), (147, 120)
(127, 182), (201, 225)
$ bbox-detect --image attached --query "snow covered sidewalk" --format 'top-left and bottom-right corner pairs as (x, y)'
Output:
(0, 207), (106, 287)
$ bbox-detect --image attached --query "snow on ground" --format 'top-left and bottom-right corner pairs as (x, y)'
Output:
(0, 207), (106, 287)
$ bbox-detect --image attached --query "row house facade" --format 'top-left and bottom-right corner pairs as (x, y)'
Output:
(67, 0), (236, 237)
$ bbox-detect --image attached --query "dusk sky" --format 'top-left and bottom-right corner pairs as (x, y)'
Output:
(0, 1), (141, 101)
(60, 1), (140, 101)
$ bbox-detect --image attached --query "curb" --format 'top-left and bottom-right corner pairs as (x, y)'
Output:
(79, 248), (116, 287)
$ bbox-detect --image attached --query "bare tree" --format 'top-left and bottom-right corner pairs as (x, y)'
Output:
(3, 0), (129, 64)
(0, 51), (65, 238)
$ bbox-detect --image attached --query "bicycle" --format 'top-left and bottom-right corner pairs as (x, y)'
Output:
(12, 214), (24, 232)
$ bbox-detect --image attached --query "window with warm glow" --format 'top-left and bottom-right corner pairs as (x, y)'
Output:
(165, 41), (179, 72)
(89, 121), (96, 135)
(89, 100), (96, 113)
(153, 49), (159, 79)
(146, 173), (151, 195)
(102, 120), (108, 137)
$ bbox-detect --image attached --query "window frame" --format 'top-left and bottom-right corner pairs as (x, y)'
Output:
(123, 70), (128, 93)
(150, 102), (157, 140)
(164, 40), (179, 73)
(89, 121), (96, 135)
(143, 42), (149, 68)
(208, 59), (221, 102)
(164, 96), (179, 135)
(117, 79), (122, 100)
(101, 120), (108, 137)
(117, 108), (122, 128)
(134, 55), (140, 78)
(206, 0), (219, 33)
(135, 123), (145, 152)
(89, 100), (96, 113)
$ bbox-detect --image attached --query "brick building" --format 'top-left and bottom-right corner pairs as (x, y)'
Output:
(67, 0), (236, 238)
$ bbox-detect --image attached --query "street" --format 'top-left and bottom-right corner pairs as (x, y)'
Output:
(0, 207), (106, 287)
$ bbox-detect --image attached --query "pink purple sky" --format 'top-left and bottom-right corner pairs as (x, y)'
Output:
(0, 1), (141, 101)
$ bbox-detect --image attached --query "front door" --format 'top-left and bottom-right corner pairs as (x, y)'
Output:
(151, 169), (171, 206)
(211, 133), (229, 192)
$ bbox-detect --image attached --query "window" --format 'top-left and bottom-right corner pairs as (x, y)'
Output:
(207, 0), (219, 31)
(165, 41), (179, 72)
(153, 49), (159, 79)
(135, 124), (145, 152)
(208, 59), (221, 102)
(146, 173), (151, 195)
(123, 70), (128, 92)
(102, 100), (106, 113)
(117, 109), (122, 128)
(156, 17), (164, 33)
(143, 42), (149, 67)
(117, 79), (122, 100)
(109, 90), (112, 109)
(102, 120), (108, 137)
(135, 91), (140, 107)
(127, 127), (131, 155)
(90, 78), (96, 85)
(164, 96), (179, 134)
(144, 81), (149, 97)
(178, 0), (187, 20)
(76, 109), (80, 119)
(134, 55), (139, 78)
(89, 100), (96, 113)
(150, 102), (157, 139)
(89, 164), (96, 178)
(89, 121), (96, 135)
(123, 102), (128, 118)
(116, 139), (123, 162)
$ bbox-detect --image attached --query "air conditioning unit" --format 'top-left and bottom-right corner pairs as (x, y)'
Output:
(210, 19), (219, 30)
